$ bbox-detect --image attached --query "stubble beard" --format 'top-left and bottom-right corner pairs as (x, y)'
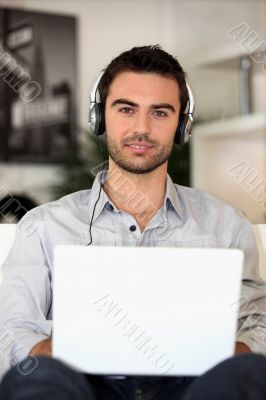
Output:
(107, 134), (173, 174)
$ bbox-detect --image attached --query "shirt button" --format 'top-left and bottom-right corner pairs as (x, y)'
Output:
(129, 225), (136, 232)
(109, 204), (114, 211)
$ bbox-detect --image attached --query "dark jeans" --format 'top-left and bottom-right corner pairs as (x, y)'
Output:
(1, 354), (266, 400)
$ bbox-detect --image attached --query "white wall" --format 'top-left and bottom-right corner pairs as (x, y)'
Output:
(192, 114), (266, 223)
(0, 0), (263, 204)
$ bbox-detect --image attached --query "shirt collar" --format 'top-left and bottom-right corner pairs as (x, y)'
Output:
(89, 170), (182, 221)
(164, 174), (183, 220)
(88, 170), (113, 222)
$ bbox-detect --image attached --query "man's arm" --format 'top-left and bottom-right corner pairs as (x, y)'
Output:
(233, 212), (266, 354)
(0, 212), (52, 366)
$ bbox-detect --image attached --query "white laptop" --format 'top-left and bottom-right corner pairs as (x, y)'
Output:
(53, 246), (243, 377)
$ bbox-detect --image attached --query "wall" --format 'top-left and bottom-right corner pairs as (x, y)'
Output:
(192, 114), (266, 223)
(0, 0), (263, 205)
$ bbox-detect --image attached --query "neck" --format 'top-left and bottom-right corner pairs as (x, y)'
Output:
(103, 159), (168, 231)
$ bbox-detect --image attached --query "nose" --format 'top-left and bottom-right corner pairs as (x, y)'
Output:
(132, 110), (151, 135)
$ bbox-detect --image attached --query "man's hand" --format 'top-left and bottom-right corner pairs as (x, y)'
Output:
(29, 339), (250, 358)
(235, 341), (251, 354)
(30, 338), (52, 357)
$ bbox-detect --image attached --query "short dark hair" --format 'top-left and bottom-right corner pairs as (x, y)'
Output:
(98, 45), (189, 118)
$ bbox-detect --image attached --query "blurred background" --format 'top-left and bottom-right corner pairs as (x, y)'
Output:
(0, 0), (265, 224)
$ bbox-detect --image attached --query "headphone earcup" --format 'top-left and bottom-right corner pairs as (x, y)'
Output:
(96, 102), (105, 135)
(175, 115), (185, 145)
(89, 102), (105, 136)
(175, 114), (192, 145)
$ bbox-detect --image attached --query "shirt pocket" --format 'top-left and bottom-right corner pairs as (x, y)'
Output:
(156, 238), (230, 248)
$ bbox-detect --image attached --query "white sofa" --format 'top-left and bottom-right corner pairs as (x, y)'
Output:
(253, 225), (266, 281)
(0, 224), (16, 270)
(0, 225), (17, 378)
(0, 224), (16, 282)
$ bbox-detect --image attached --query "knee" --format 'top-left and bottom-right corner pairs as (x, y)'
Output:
(0, 356), (77, 396)
(0, 357), (92, 400)
(3, 356), (68, 384)
(216, 353), (266, 376)
(196, 353), (266, 382)
(185, 354), (266, 400)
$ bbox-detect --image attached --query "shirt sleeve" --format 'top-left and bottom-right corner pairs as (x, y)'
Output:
(0, 213), (52, 367)
(233, 212), (266, 353)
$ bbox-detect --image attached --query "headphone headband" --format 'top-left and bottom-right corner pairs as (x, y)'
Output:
(186, 83), (195, 116)
(90, 71), (104, 104)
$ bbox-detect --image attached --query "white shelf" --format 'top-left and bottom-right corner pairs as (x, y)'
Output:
(193, 43), (266, 69)
(193, 113), (266, 138)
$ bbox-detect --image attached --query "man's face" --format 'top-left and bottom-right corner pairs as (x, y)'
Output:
(105, 71), (181, 174)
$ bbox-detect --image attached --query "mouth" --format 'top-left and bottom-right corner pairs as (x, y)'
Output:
(125, 143), (154, 154)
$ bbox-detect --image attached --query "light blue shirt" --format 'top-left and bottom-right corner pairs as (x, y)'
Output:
(0, 171), (265, 369)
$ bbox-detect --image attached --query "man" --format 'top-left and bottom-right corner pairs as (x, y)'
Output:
(1, 45), (266, 399)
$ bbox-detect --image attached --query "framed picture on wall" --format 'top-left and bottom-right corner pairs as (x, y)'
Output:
(0, 7), (77, 163)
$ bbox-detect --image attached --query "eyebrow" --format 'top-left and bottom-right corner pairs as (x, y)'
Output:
(110, 98), (176, 113)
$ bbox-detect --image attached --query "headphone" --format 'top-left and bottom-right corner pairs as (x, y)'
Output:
(89, 71), (195, 146)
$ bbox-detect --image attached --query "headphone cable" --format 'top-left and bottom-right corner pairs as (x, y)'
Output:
(87, 137), (106, 246)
